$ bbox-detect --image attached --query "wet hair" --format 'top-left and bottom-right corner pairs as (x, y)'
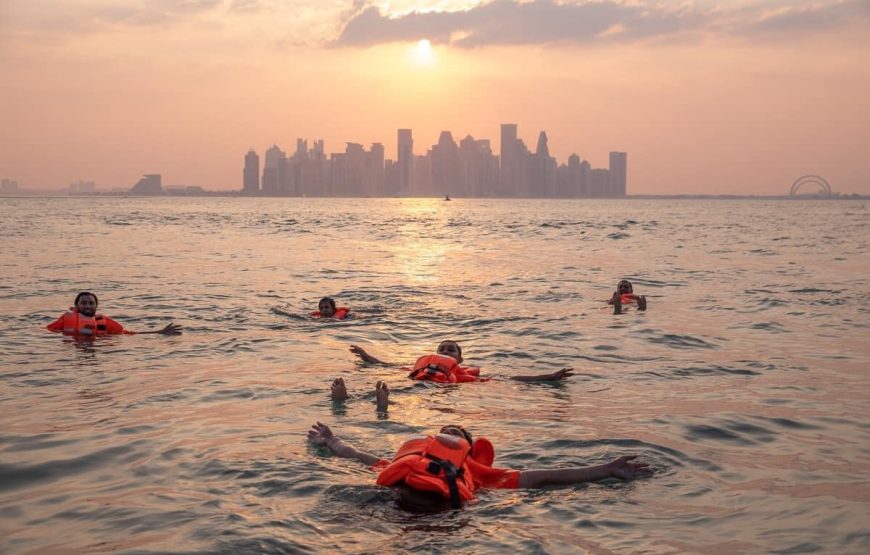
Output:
(395, 483), (452, 513)
(438, 340), (462, 359)
(617, 280), (633, 293)
(439, 424), (473, 445)
(74, 291), (98, 307)
(318, 297), (336, 311)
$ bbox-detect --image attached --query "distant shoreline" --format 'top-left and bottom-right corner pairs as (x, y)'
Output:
(1, 191), (867, 200)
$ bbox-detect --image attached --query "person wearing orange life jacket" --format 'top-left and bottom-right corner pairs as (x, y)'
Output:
(608, 279), (648, 314)
(347, 340), (573, 384)
(310, 297), (350, 320)
(307, 419), (651, 511)
(46, 292), (182, 336)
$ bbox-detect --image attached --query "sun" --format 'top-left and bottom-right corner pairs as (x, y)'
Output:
(410, 39), (436, 66)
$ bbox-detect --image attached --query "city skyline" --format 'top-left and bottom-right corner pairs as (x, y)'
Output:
(237, 124), (626, 198)
(1, 1), (868, 194)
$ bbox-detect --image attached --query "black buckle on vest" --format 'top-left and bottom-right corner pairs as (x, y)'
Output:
(426, 456), (464, 509)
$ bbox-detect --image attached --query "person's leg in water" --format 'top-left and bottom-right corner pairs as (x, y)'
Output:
(330, 377), (389, 412)
(330, 377), (349, 402)
(375, 380), (389, 411)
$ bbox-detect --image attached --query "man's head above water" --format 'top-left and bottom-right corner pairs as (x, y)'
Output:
(74, 292), (98, 317)
(436, 340), (463, 363)
(318, 297), (337, 317)
(439, 424), (473, 445)
(617, 280), (634, 295)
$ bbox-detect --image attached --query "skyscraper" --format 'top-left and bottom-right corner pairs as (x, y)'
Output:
(397, 129), (413, 195)
(532, 131), (556, 196)
(243, 149), (259, 194)
(609, 152), (627, 197)
(500, 123), (518, 196)
(262, 144), (285, 194)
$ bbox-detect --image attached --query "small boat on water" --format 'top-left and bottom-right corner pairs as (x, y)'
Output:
(444, 194), (451, 201)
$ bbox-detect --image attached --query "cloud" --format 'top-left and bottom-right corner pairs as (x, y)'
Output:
(737, 0), (870, 36)
(91, 0), (223, 27)
(333, 0), (870, 48)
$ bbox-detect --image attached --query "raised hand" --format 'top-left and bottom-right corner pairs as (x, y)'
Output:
(307, 421), (335, 446)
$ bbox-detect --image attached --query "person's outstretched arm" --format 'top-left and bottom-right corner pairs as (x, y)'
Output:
(349, 344), (389, 365)
(307, 422), (381, 466)
(133, 323), (183, 335)
(510, 368), (574, 382)
(518, 455), (650, 488)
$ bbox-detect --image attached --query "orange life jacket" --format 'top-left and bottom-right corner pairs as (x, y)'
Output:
(408, 354), (481, 383)
(376, 433), (488, 508)
(310, 307), (350, 320)
(620, 293), (639, 304)
(60, 308), (111, 336)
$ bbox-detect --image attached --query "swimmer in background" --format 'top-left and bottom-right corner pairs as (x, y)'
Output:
(608, 279), (647, 314)
(47, 292), (181, 336)
(308, 417), (650, 511)
(342, 339), (573, 389)
(311, 297), (350, 320)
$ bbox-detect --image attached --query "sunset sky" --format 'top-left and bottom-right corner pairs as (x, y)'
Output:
(1, 0), (868, 195)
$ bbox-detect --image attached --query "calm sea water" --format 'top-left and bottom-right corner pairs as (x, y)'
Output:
(1, 197), (868, 554)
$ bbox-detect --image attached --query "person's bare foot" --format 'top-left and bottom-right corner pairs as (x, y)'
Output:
(637, 295), (647, 311)
(331, 377), (349, 402)
(375, 380), (389, 411)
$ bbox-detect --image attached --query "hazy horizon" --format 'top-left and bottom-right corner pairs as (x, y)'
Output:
(2, 0), (868, 195)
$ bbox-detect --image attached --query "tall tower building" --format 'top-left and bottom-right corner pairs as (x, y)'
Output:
(397, 129), (413, 195)
(609, 151), (627, 197)
(243, 149), (259, 194)
(500, 123), (518, 196)
(533, 131), (556, 196)
(262, 144), (285, 194)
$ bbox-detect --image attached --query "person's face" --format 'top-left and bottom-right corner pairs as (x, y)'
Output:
(436, 341), (462, 362)
(318, 301), (335, 317)
(617, 281), (633, 294)
(76, 295), (98, 317)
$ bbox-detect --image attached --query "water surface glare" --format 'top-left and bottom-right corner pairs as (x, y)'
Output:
(1, 198), (868, 554)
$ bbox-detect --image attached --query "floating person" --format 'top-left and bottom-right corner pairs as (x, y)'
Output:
(307, 418), (650, 510)
(608, 279), (647, 314)
(311, 297), (350, 320)
(348, 340), (573, 384)
(444, 194), (451, 201)
(46, 292), (182, 336)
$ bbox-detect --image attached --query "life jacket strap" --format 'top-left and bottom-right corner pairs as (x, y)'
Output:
(426, 455), (464, 509)
(409, 363), (449, 380)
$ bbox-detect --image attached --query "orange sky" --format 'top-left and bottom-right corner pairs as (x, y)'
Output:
(1, 0), (868, 194)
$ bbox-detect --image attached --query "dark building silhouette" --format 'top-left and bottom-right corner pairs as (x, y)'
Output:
(459, 135), (497, 197)
(239, 124), (625, 198)
(397, 129), (413, 196)
(431, 131), (461, 196)
(609, 152), (627, 197)
(500, 123), (519, 197)
(243, 149), (259, 194)
(131, 174), (163, 195)
(262, 144), (285, 194)
(531, 131), (556, 196)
